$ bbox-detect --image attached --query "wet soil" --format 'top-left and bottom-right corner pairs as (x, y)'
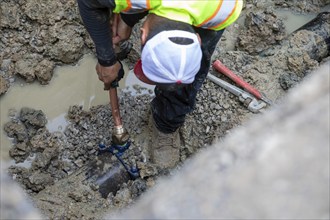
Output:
(1, 0), (329, 219)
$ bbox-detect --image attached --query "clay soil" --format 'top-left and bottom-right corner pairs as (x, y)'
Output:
(1, 0), (329, 219)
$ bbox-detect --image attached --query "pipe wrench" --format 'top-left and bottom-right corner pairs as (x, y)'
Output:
(207, 73), (267, 113)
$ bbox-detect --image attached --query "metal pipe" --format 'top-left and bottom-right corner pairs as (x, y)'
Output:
(109, 86), (129, 146)
(109, 87), (122, 127)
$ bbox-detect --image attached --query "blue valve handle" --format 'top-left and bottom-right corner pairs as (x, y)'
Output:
(99, 141), (131, 156)
(98, 141), (139, 179)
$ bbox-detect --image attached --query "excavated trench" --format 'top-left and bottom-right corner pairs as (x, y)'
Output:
(1, 1), (329, 219)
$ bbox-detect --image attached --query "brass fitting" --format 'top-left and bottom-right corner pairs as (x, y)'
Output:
(112, 125), (130, 146)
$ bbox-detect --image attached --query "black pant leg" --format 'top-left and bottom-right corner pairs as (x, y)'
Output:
(151, 29), (225, 133)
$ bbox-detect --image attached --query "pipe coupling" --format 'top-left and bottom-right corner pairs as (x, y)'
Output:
(113, 125), (125, 135)
(112, 126), (130, 146)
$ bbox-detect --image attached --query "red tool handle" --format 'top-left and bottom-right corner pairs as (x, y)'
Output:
(212, 60), (262, 100)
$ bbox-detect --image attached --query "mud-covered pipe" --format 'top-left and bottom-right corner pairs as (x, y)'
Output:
(294, 12), (330, 54)
(86, 151), (131, 199)
(295, 12), (329, 40)
(95, 161), (130, 198)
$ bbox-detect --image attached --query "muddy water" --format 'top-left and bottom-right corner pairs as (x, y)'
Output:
(0, 54), (153, 162)
(276, 10), (317, 34)
(276, 5), (330, 34)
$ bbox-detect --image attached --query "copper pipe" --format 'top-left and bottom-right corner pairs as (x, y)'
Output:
(109, 87), (122, 127)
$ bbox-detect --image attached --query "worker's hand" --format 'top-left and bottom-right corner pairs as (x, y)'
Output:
(96, 61), (122, 90)
(112, 14), (132, 44)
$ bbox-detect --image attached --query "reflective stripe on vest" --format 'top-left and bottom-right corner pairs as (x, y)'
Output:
(199, 0), (243, 30)
(114, 0), (155, 13)
(114, 0), (243, 30)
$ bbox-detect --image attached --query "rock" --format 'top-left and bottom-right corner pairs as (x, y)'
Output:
(0, 2), (21, 28)
(9, 142), (30, 163)
(46, 22), (85, 63)
(0, 75), (9, 95)
(15, 59), (36, 82)
(29, 128), (52, 151)
(113, 187), (132, 208)
(31, 146), (59, 170)
(27, 171), (54, 192)
(237, 10), (286, 54)
(136, 162), (158, 179)
(34, 59), (55, 84)
(20, 107), (47, 128)
(4, 120), (28, 142)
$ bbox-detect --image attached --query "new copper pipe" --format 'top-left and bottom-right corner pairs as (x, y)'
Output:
(109, 87), (122, 127)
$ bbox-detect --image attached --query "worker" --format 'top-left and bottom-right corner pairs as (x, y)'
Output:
(77, 0), (243, 170)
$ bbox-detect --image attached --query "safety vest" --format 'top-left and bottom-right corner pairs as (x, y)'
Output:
(113, 0), (243, 31)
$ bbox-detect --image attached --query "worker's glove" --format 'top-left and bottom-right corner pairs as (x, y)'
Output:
(96, 60), (124, 90)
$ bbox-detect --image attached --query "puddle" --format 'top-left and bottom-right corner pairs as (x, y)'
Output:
(0, 54), (154, 161)
(276, 10), (316, 34)
(276, 5), (330, 34)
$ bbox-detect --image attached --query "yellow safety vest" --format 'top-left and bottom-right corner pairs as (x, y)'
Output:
(114, 0), (243, 31)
